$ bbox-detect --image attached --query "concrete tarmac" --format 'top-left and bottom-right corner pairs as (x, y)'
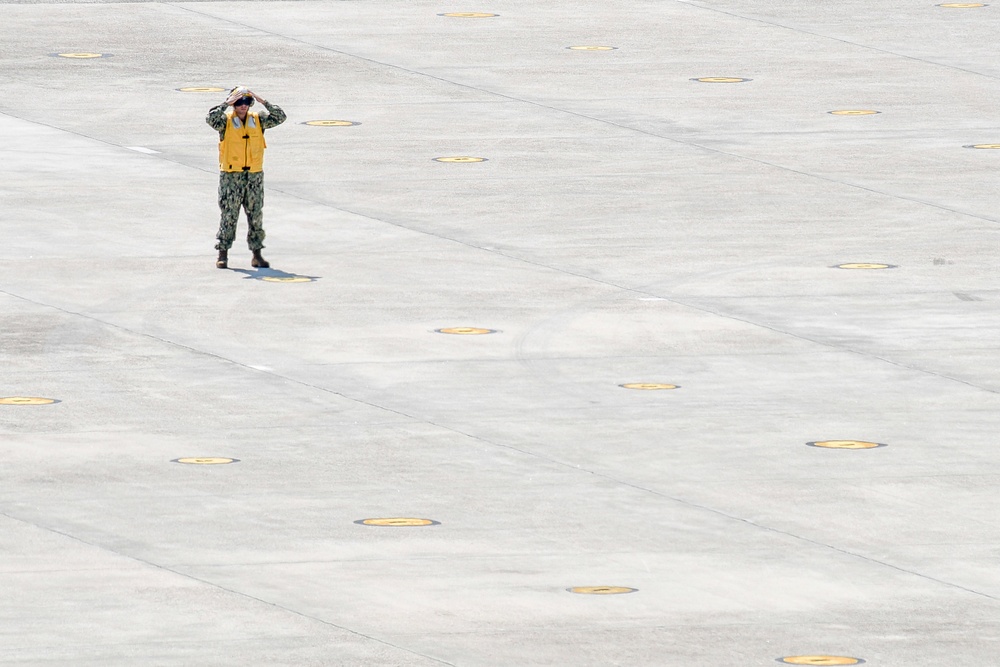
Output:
(2, 0), (1000, 665)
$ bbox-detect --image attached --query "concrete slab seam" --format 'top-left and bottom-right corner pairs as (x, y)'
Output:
(156, 6), (1000, 227)
(3, 287), (999, 608)
(0, 508), (458, 665)
(674, 0), (1000, 81)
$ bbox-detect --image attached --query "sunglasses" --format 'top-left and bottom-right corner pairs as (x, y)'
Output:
(234, 98), (252, 106)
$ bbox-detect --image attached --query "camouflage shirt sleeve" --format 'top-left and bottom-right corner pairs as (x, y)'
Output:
(260, 102), (287, 129)
(206, 103), (228, 140)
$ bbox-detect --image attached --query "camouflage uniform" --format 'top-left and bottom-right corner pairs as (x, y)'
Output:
(205, 101), (287, 251)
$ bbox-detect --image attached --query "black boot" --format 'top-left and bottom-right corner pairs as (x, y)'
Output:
(216, 249), (228, 269)
(251, 249), (269, 268)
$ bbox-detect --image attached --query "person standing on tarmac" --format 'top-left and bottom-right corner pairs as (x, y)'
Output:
(206, 86), (286, 269)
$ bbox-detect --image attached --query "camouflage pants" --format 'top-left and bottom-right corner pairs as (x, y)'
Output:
(216, 171), (265, 251)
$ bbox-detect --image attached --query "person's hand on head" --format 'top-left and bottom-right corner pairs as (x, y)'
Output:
(226, 86), (251, 106)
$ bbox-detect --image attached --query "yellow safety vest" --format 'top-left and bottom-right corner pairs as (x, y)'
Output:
(218, 111), (267, 172)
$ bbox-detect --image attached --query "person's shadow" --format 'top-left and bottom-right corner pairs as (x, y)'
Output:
(231, 266), (320, 283)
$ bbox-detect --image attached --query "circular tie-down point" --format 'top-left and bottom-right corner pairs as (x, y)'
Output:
(777, 658), (865, 666)
(807, 440), (887, 450)
(567, 45), (618, 51)
(435, 327), (497, 335)
(52, 52), (109, 59)
(438, 12), (498, 17)
(620, 383), (679, 391)
(303, 120), (361, 127)
(938, 2), (987, 6)
(0, 396), (59, 405)
(828, 110), (880, 116)
(172, 457), (240, 465)
(261, 276), (314, 283)
(692, 77), (751, 83)
(355, 518), (440, 527)
(434, 156), (487, 163)
(964, 143), (1000, 149)
(834, 263), (896, 270)
(567, 586), (638, 595)
(176, 86), (226, 93)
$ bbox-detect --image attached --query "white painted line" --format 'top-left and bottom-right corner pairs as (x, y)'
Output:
(126, 146), (161, 154)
